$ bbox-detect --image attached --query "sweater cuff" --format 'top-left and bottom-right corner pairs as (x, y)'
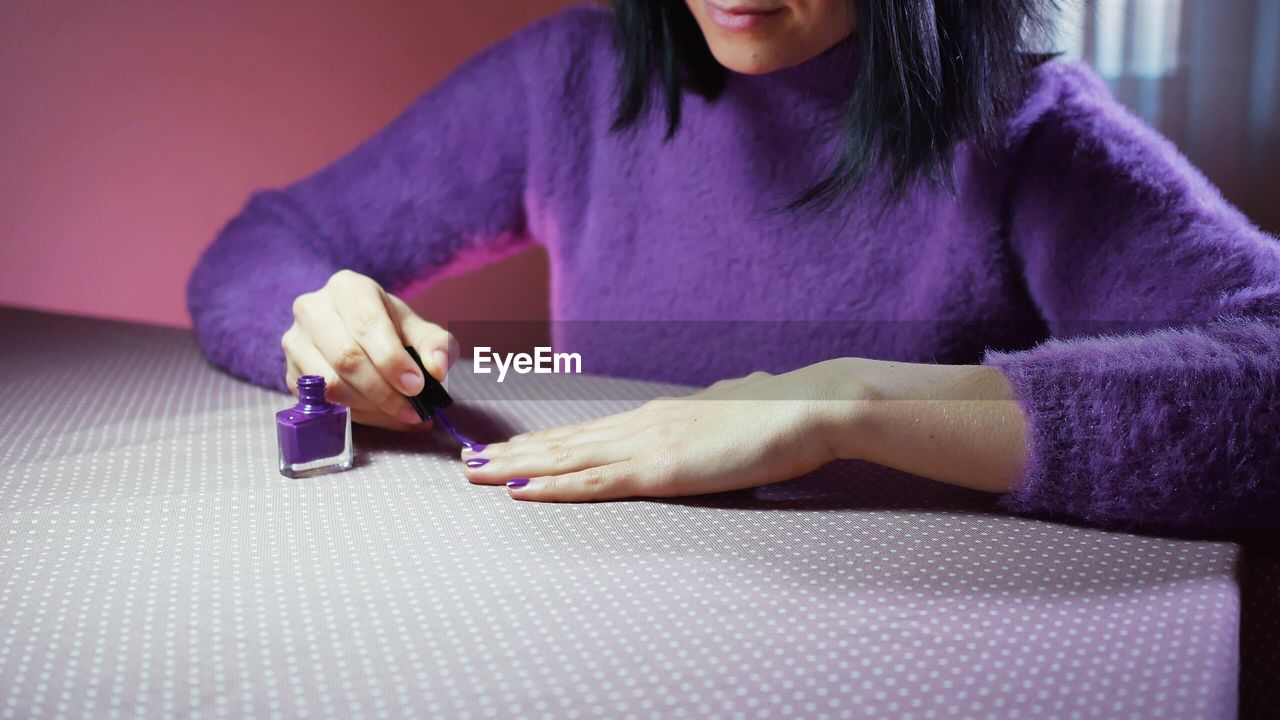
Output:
(979, 331), (1172, 531)
(981, 344), (1080, 524)
(980, 319), (1280, 538)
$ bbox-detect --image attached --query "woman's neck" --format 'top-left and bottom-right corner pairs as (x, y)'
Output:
(729, 32), (860, 110)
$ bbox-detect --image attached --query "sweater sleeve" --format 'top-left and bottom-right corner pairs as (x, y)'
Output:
(982, 62), (1280, 541)
(186, 11), (581, 391)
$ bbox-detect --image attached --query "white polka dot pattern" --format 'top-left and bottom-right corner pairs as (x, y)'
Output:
(0, 309), (1258, 719)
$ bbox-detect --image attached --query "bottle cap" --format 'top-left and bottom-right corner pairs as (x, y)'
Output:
(404, 346), (453, 421)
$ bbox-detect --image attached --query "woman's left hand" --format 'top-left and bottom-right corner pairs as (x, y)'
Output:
(460, 362), (869, 501)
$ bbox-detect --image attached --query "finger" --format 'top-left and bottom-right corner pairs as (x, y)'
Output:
(330, 277), (428, 397)
(285, 357), (301, 396)
(474, 422), (635, 466)
(505, 463), (635, 502)
(351, 407), (433, 433)
(284, 326), (381, 413)
(502, 408), (643, 447)
(289, 342), (425, 433)
(286, 326), (429, 435)
(302, 303), (422, 425)
(282, 326), (307, 395)
(386, 294), (456, 381)
(462, 437), (632, 486)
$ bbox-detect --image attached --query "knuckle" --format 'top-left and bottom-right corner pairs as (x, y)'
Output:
(580, 469), (607, 491)
(281, 327), (302, 354)
(350, 308), (384, 340)
(328, 269), (358, 286)
(548, 443), (574, 466)
(333, 343), (365, 375)
(332, 269), (378, 294)
(291, 293), (313, 319)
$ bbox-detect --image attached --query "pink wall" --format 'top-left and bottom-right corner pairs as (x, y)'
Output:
(0, 1), (580, 329)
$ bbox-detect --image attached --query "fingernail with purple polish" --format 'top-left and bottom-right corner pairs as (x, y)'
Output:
(466, 443), (487, 454)
(465, 458), (489, 468)
(506, 478), (529, 489)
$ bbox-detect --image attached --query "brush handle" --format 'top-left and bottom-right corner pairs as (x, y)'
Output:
(404, 346), (454, 420)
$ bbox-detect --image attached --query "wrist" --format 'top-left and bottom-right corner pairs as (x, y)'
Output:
(801, 358), (1030, 493)
(798, 358), (880, 462)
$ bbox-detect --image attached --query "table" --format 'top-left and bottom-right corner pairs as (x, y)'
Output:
(0, 308), (1275, 719)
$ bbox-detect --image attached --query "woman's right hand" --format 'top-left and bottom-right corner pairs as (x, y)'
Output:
(282, 269), (456, 431)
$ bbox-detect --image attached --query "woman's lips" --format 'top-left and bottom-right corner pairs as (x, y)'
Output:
(703, 1), (785, 32)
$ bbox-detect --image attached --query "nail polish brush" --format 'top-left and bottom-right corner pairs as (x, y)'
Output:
(404, 346), (485, 452)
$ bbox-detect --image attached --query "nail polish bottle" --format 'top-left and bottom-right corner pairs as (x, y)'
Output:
(276, 375), (354, 478)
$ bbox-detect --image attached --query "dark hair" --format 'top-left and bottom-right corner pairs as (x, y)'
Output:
(610, 0), (1058, 208)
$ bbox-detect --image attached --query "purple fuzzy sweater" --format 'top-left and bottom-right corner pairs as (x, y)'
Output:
(189, 7), (1280, 539)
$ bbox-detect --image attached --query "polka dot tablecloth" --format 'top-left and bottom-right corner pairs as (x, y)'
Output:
(0, 308), (1274, 719)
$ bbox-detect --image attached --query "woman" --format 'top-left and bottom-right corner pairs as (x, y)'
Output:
(189, 1), (1280, 538)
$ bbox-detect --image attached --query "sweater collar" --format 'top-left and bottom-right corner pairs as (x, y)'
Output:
(726, 32), (861, 112)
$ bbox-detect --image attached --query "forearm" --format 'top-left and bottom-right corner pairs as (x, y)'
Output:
(811, 358), (1030, 494)
(188, 198), (341, 389)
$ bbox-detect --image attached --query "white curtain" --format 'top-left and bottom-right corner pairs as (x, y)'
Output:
(1046, 0), (1280, 234)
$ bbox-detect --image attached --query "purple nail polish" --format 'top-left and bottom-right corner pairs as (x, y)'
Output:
(433, 409), (484, 451)
(465, 458), (489, 468)
(506, 478), (530, 489)
(276, 376), (354, 478)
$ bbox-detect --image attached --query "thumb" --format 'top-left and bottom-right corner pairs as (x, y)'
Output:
(384, 294), (457, 381)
